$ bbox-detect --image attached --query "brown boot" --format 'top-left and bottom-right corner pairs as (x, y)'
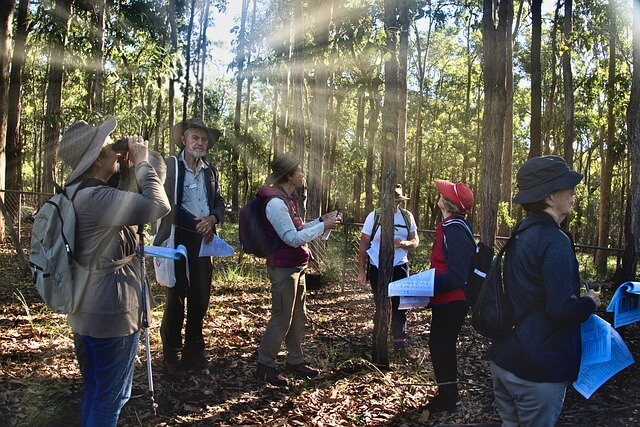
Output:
(164, 358), (188, 381)
(256, 362), (288, 387)
(285, 362), (319, 379)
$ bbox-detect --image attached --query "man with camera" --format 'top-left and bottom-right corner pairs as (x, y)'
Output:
(154, 118), (225, 379)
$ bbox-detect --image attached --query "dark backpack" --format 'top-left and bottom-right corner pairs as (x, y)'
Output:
(442, 218), (494, 307)
(470, 221), (539, 340)
(238, 195), (281, 258)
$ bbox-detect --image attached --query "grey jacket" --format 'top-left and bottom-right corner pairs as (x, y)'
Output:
(67, 161), (170, 338)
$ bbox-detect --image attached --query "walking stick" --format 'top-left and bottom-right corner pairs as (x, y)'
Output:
(138, 225), (157, 416)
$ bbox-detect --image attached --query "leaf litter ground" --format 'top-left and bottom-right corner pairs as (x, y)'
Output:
(1, 248), (639, 426)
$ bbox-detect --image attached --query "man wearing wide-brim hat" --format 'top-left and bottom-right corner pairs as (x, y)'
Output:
(357, 184), (419, 360)
(153, 118), (225, 379)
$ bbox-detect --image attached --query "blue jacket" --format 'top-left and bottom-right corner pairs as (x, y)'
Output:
(487, 212), (596, 382)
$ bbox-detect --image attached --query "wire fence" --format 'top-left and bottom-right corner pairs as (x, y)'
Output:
(1, 189), (627, 287)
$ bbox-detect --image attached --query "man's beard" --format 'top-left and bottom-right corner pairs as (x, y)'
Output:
(187, 147), (206, 159)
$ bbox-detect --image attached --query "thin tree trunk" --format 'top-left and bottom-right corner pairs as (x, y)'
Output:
(196, 0), (210, 119)
(396, 0), (409, 185)
(628, 0), (640, 266)
(232, 0), (249, 210)
(481, 0), (511, 245)
(500, 2), (516, 236)
(529, 0), (542, 158)
(563, 0), (575, 166)
(43, 0), (71, 193)
(182, 0), (197, 121)
(365, 91), (381, 215)
(169, 0), (178, 154)
(291, 0), (306, 161)
(307, 0), (332, 219)
(6, 0), (29, 193)
(596, 2), (618, 275)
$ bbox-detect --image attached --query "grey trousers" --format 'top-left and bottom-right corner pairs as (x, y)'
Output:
(258, 266), (307, 367)
(490, 361), (567, 427)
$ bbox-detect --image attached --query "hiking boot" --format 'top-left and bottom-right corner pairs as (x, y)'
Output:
(256, 362), (288, 387)
(393, 341), (416, 362)
(420, 395), (462, 413)
(164, 359), (188, 380)
(286, 362), (319, 379)
(182, 351), (209, 370)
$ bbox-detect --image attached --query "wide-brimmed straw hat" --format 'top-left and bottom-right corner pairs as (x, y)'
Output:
(57, 116), (117, 185)
(394, 184), (410, 201)
(436, 179), (474, 214)
(513, 155), (583, 204)
(171, 118), (221, 150)
(266, 152), (300, 185)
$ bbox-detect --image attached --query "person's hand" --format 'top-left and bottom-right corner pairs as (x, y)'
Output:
(321, 210), (342, 231)
(195, 215), (217, 237)
(394, 238), (405, 249)
(586, 289), (601, 309)
(127, 135), (149, 165)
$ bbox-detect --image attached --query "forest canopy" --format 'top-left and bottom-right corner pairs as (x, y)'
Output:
(0, 0), (639, 278)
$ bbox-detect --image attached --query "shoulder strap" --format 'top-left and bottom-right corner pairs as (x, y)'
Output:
(399, 207), (411, 231)
(174, 155), (184, 209)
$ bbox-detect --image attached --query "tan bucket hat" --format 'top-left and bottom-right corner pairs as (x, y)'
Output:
(170, 118), (222, 150)
(57, 116), (117, 185)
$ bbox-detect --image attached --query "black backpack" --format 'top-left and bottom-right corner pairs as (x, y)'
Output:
(442, 218), (494, 307)
(470, 221), (539, 340)
(238, 194), (283, 258)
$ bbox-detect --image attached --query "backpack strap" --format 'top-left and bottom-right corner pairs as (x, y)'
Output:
(371, 207), (412, 240)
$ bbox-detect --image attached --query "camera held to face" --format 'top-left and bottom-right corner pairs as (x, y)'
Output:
(112, 137), (129, 152)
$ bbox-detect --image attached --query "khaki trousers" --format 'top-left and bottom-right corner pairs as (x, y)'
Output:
(258, 266), (307, 367)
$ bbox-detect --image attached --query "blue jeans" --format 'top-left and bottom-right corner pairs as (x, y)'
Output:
(74, 331), (139, 427)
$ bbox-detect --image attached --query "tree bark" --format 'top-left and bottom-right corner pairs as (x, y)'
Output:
(481, 0), (511, 245)
(529, 0), (542, 158)
(182, 0), (197, 121)
(232, 0), (249, 210)
(43, 0), (71, 193)
(563, 0), (575, 166)
(6, 0), (28, 193)
(291, 0), (306, 161)
(628, 0), (640, 267)
(500, 2), (516, 236)
(307, 0), (332, 219)
(596, 2), (618, 275)
(168, 0), (178, 154)
(396, 0), (409, 185)
(373, 0), (401, 368)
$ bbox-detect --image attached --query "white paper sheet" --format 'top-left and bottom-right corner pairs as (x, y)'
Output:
(199, 235), (235, 257)
(388, 268), (435, 297)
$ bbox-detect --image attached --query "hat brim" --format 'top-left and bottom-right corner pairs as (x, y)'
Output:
(513, 170), (583, 204)
(65, 116), (117, 185)
(171, 121), (221, 150)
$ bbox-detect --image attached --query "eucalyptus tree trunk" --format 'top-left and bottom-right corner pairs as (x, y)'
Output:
(529, 0), (542, 158)
(563, 0), (575, 167)
(626, 0), (640, 278)
(6, 0), (28, 193)
(307, 0), (332, 220)
(501, 3), (516, 236)
(291, 0), (306, 162)
(182, 0), (197, 121)
(481, 0), (511, 245)
(232, 0), (249, 210)
(0, 0), (13, 240)
(373, 0), (401, 368)
(596, 3), (618, 275)
(396, 0), (409, 185)
(364, 91), (381, 215)
(169, 0), (178, 154)
(88, 0), (105, 113)
(196, 0), (211, 119)
(354, 93), (365, 221)
(43, 0), (71, 194)
(543, 3), (560, 154)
